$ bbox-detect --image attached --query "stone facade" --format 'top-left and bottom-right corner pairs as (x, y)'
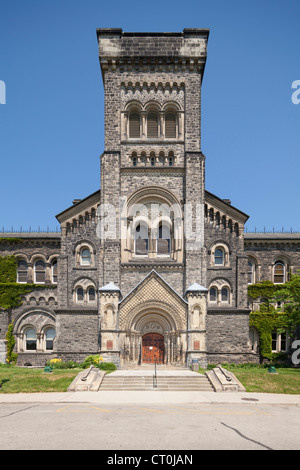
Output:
(1, 28), (300, 367)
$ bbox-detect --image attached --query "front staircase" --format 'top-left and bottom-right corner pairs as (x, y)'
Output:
(99, 372), (214, 392)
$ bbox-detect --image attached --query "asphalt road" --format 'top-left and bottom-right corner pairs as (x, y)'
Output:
(0, 402), (299, 451)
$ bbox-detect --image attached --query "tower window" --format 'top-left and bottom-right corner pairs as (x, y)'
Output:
(147, 113), (159, 138)
(165, 113), (176, 138)
(135, 223), (149, 255)
(129, 113), (140, 138)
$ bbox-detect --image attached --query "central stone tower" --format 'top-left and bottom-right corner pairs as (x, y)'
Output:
(96, 29), (210, 367)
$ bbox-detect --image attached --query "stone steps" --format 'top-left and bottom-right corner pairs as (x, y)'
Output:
(99, 375), (214, 391)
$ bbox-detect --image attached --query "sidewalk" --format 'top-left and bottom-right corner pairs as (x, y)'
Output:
(0, 390), (300, 405)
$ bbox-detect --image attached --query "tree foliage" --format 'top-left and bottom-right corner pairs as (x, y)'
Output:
(275, 272), (300, 333)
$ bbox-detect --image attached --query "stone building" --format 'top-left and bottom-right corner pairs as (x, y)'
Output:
(1, 29), (300, 367)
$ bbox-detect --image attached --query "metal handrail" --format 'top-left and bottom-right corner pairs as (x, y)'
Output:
(153, 358), (157, 388)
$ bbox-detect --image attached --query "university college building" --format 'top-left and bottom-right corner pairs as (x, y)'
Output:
(1, 29), (300, 367)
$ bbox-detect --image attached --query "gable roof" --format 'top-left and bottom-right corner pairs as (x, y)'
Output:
(55, 189), (100, 224)
(119, 269), (188, 306)
(205, 190), (249, 224)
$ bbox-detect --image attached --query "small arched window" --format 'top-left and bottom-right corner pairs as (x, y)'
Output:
(52, 260), (57, 284)
(45, 328), (55, 351)
(165, 113), (176, 138)
(209, 287), (217, 302)
(88, 287), (96, 302)
(34, 260), (46, 284)
(129, 112), (140, 138)
(147, 112), (159, 138)
(135, 223), (149, 255)
(274, 262), (285, 284)
(25, 328), (37, 351)
(221, 287), (229, 302)
(132, 156), (137, 167)
(80, 248), (91, 266)
(76, 287), (84, 302)
(214, 249), (224, 265)
(17, 260), (28, 283)
(248, 260), (254, 284)
(157, 222), (171, 255)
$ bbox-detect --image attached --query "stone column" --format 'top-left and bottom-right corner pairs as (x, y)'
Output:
(185, 283), (208, 368)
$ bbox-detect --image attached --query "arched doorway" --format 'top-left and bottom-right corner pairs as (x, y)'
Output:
(142, 333), (164, 364)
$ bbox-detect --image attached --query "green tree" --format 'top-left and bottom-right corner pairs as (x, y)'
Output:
(275, 272), (300, 334)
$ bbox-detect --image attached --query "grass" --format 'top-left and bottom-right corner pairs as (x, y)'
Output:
(199, 365), (300, 395)
(1, 364), (300, 394)
(0, 366), (80, 393)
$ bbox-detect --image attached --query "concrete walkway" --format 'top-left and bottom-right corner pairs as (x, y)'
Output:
(0, 390), (299, 405)
(1, 366), (299, 406)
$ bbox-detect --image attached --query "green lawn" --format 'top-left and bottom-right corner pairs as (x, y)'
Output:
(0, 367), (80, 393)
(230, 367), (300, 394)
(1, 365), (300, 394)
(200, 366), (300, 395)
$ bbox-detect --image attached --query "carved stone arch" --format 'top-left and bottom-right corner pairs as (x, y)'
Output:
(73, 239), (96, 254)
(30, 253), (47, 264)
(144, 100), (161, 112)
(162, 100), (181, 112)
(124, 99), (143, 112)
(73, 277), (96, 290)
(123, 301), (183, 333)
(15, 253), (30, 263)
(13, 308), (56, 335)
(209, 277), (233, 290)
(127, 185), (182, 212)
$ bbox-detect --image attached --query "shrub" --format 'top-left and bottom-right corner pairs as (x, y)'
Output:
(82, 354), (104, 369)
(47, 359), (81, 369)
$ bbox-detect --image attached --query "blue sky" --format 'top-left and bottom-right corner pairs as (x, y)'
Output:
(0, 0), (299, 233)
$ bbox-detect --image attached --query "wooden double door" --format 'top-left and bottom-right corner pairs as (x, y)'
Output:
(142, 333), (164, 364)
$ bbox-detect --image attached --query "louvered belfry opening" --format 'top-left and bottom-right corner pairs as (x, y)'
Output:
(129, 112), (140, 138)
(147, 112), (159, 138)
(165, 112), (176, 138)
